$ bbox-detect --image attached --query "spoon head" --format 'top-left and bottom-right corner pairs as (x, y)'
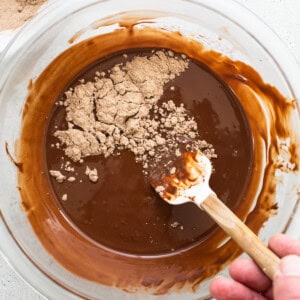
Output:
(150, 150), (212, 205)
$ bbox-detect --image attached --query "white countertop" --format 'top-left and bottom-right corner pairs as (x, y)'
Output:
(1, 0), (299, 299)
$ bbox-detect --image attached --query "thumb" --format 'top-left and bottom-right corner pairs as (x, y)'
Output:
(274, 255), (300, 300)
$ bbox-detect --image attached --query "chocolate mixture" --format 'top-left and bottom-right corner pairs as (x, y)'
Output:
(17, 22), (299, 294)
(45, 49), (253, 254)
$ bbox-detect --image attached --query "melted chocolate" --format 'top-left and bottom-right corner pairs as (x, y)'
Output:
(45, 49), (253, 254)
(17, 23), (299, 294)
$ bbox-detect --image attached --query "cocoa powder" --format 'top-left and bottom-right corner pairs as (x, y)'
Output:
(52, 50), (217, 181)
(0, 0), (46, 31)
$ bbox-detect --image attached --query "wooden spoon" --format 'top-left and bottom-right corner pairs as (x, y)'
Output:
(151, 150), (280, 279)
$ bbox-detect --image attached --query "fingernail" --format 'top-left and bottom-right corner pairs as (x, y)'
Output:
(279, 255), (300, 276)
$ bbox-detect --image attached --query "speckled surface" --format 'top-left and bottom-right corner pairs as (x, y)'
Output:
(0, 0), (299, 299)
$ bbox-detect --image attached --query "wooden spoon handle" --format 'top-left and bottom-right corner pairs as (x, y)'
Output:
(200, 193), (280, 280)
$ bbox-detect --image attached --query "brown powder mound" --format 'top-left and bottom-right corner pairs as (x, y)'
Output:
(53, 50), (217, 179)
(0, 0), (46, 31)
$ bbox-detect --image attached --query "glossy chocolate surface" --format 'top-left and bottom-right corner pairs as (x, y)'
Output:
(45, 49), (253, 254)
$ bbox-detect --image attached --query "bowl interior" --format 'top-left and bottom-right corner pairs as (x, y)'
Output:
(0, 0), (299, 299)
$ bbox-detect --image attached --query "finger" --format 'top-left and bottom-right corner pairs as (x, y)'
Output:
(263, 287), (273, 300)
(274, 255), (300, 299)
(229, 258), (272, 292)
(268, 234), (300, 257)
(210, 276), (266, 300)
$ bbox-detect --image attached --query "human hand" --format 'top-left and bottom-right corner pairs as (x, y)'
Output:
(210, 234), (300, 299)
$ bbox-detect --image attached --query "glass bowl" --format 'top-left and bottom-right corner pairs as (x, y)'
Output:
(0, 0), (299, 299)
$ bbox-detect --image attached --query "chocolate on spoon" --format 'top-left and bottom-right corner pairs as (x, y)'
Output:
(151, 150), (280, 280)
